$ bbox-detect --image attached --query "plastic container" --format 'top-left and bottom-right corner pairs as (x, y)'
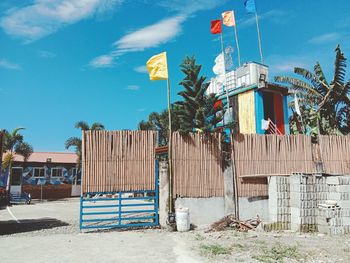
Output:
(176, 207), (190, 232)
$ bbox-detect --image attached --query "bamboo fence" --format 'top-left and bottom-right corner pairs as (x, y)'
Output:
(171, 132), (224, 197)
(82, 130), (156, 193)
(319, 135), (350, 174)
(233, 134), (315, 197)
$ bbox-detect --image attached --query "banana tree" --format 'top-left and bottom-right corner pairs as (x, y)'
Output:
(275, 45), (350, 136)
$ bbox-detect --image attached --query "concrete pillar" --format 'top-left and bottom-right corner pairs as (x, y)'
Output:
(268, 176), (278, 222)
(223, 164), (235, 215)
(159, 161), (169, 227)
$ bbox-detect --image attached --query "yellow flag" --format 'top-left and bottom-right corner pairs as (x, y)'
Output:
(146, 52), (168, 80)
(222, 11), (235, 27)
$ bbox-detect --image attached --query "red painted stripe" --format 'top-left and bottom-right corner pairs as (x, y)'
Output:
(273, 94), (285, 134)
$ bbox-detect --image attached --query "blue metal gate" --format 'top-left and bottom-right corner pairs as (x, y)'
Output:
(79, 161), (159, 230)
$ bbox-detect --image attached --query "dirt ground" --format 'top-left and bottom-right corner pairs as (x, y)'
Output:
(0, 199), (349, 263)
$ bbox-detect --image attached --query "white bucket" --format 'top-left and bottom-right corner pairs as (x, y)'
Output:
(176, 207), (190, 232)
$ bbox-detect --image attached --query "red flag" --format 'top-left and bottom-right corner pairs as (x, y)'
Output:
(210, 20), (222, 34)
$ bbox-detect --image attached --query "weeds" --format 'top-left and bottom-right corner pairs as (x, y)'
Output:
(194, 233), (205, 241)
(199, 244), (231, 257)
(253, 243), (301, 263)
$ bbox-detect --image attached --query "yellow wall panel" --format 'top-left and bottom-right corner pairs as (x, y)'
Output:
(238, 90), (256, 134)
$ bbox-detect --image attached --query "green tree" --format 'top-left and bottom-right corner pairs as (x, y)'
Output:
(275, 45), (350, 136)
(65, 121), (105, 166)
(176, 56), (224, 133)
(2, 128), (33, 170)
(138, 105), (181, 146)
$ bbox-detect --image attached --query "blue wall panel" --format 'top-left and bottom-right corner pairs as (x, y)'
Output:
(255, 90), (265, 134)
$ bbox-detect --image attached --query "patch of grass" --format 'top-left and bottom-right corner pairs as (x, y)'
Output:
(200, 244), (232, 257)
(232, 243), (245, 250)
(194, 233), (205, 241)
(252, 243), (301, 263)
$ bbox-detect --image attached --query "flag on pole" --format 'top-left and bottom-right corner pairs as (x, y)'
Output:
(146, 52), (168, 80)
(210, 20), (222, 34)
(244, 0), (256, 14)
(222, 11), (236, 27)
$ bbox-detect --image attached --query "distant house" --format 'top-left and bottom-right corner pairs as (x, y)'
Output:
(0, 152), (80, 198)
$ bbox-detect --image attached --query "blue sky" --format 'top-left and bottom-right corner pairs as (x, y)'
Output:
(0, 0), (349, 152)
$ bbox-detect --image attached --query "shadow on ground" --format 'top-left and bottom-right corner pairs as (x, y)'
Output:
(0, 218), (69, 235)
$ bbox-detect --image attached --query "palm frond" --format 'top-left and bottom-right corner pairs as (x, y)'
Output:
(65, 137), (82, 150)
(75, 121), (90, 131)
(91, 122), (105, 131)
(14, 142), (33, 161)
(333, 45), (347, 87)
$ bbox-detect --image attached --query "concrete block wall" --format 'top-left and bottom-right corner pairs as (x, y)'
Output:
(269, 174), (350, 235)
(268, 176), (290, 230)
(290, 174), (318, 232)
(317, 176), (350, 235)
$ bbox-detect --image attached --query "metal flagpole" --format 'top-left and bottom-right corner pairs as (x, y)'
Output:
(166, 77), (173, 214)
(233, 25), (241, 67)
(255, 12), (264, 64)
(220, 32), (239, 219)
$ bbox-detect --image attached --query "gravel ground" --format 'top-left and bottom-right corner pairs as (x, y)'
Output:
(1, 199), (350, 263)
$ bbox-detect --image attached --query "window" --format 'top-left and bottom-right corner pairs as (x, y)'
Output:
(51, 168), (63, 178)
(33, 168), (45, 178)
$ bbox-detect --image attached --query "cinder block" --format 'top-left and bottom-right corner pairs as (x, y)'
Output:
(328, 192), (342, 200)
(337, 185), (350, 193)
(327, 176), (340, 185)
(338, 201), (350, 209)
(343, 217), (350, 225)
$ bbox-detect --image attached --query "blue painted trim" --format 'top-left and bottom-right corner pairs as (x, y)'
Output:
(255, 90), (265, 134)
(155, 159), (159, 225)
(283, 95), (290, 134)
(79, 196), (83, 230)
(82, 196), (156, 202)
(80, 222), (158, 230)
(217, 84), (258, 100)
(80, 160), (160, 230)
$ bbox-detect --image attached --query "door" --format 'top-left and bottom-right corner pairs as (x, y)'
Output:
(10, 167), (23, 196)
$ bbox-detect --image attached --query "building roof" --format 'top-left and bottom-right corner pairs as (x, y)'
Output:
(6, 152), (78, 164)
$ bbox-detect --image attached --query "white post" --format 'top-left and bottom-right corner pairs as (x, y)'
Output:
(255, 13), (264, 64)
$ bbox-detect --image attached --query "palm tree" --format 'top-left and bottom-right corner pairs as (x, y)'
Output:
(65, 121), (105, 166)
(275, 45), (350, 136)
(138, 105), (181, 146)
(2, 128), (33, 170)
(176, 56), (224, 133)
(2, 128), (33, 190)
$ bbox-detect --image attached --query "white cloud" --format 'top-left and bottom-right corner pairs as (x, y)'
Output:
(0, 0), (121, 41)
(89, 54), (114, 68)
(308, 33), (343, 45)
(134, 65), (148, 73)
(266, 54), (312, 76)
(0, 59), (22, 70)
(157, 0), (227, 14)
(137, 108), (146, 112)
(115, 15), (186, 52)
(39, 50), (57, 58)
(90, 15), (185, 68)
(89, 1), (224, 69)
(126, 85), (140, 91)
(239, 10), (293, 28)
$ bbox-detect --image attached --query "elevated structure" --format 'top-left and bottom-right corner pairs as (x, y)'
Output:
(208, 62), (290, 135)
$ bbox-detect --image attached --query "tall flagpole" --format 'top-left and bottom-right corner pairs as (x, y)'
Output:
(166, 77), (173, 214)
(220, 32), (239, 219)
(233, 24), (241, 67)
(255, 12), (264, 64)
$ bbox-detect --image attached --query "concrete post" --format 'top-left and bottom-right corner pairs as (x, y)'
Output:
(159, 161), (169, 227)
(223, 164), (235, 215)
